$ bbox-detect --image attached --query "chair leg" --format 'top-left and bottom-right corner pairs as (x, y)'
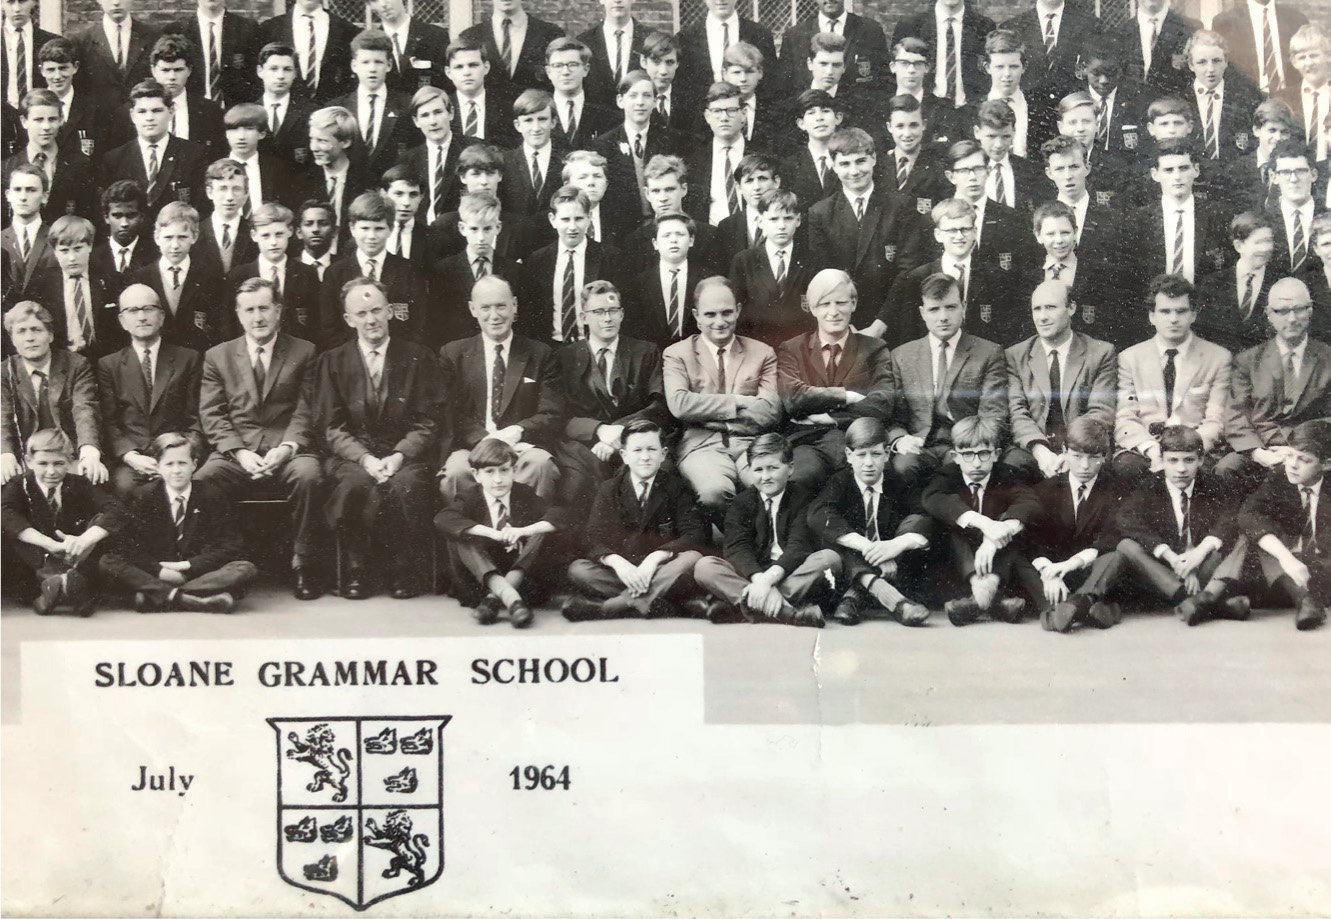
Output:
(334, 528), (343, 598)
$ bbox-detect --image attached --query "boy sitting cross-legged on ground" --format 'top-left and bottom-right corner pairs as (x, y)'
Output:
(434, 437), (561, 629)
(693, 433), (843, 627)
(563, 419), (708, 621)
(1, 429), (125, 617)
(806, 416), (931, 626)
(921, 415), (1040, 626)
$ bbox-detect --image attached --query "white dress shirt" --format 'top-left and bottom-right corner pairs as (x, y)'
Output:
(427, 138), (453, 222)
(259, 255), (287, 293)
(110, 237), (140, 273)
(356, 249), (385, 281)
(24, 144), (55, 185)
(933, 3), (966, 105)
(1041, 334), (1073, 378)
(699, 334), (735, 392)
(196, 10), (225, 95)
(294, 8), (330, 80)
(1281, 197), (1316, 263)
(709, 136), (745, 226)
(63, 274), (93, 351)
(232, 152), (263, 205)
(165, 483), (193, 519)
(766, 241), (792, 281)
(169, 92), (191, 139)
(1137, 8), (1167, 77)
(1277, 335), (1308, 382)
(985, 154), (1018, 207)
(1297, 477), (1322, 552)
(929, 332), (957, 409)
(1247, 0), (1285, 92)
(158, 256), (191, 313)
(3, 20), (33, 108)
(705, 13), (741, 81)
(988, 90), (1029, 158)
(322, 161), (349, 221)
(1303, 83), (1330, 162)
(491, 11), (528, 75)
(1044, 252), (1077, 286)
(552, 240), (588, 341)
(211, 213), (242, 270)
(388, 220), (413, 259)
(262, 92), (290, 136)
(555, 91), (586, 136)
(300, 249), (331, 281)
(1164, 480), (1196, 544)
(523, 142), (552, 191)
(1035, 0), (1064, 47)
(602, 20), (635, 79)
(1161, 196), (1197, 281)
(1088, 86), (1117, 147)
(1060, 192), (1090, 244)
(103, 16), (130, 67)
(820, 13), (846, 35)
(138, 136), (167, 178)
(941, 252), (972, 298)
(458, 90), (487, 138)
(483, 333), (514, 431)
(1235, 264), (1266, 316)
(1154, 333), (1195, 410)
(383, 19), (411, 71)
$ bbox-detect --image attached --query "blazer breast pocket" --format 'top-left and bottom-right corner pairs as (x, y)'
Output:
(735, 374), (761, 396)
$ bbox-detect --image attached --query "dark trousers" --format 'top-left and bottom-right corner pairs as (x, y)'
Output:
(325, 458), (435, 573)
(694, 549), (842, 608)
(789, 427), (846, 488)
(1017, 550), (1126, 609)
(194, 452), (326, 564)
(98, 554), (258, 607)
(567, 550), (703, 615)
(554, 440), (620, 506)
(1115, 537), (1245, 602)
(111, 463), (159, 498)
(446, 533), (550, 605)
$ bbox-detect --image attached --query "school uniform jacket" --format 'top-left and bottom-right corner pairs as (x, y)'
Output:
(199, 332), (316, 456)
(117, 478), (244, 570)
(1193, 265), (1278, 356)
(723, 483), (821, 579)
(729, 243), (815, 346)
(516, 240), (622, 343)
(888, 332), (1008, 443)
(1116, 469), (1235, 553)
(96, 341), (203, 459)
(127, 260), (224, 351)
(1239, 469), (1331, 555)
(398, 141), (468, 221)
(1121, 201), (1232, 296)
(674, 18), (777, 113)
(585, 465), (708, 563)
(428, 251), (521, 346)
(382, 18), (452, 97)
(457, 16), (566, 107)
(224, 259), (322, 344)
(1005, 331), (1118, 452)
(0, 471), (124, 555)
(1001, 5), (1102, 93)
(889, 4), (998, 106)
(576, 19), (648, 104)
(881, 257), (1016, 348)
(436, 333), (564, 455)
(2, 147), (97, 223)
(778, 13), (890, 93)
(434, 480), (551, 542)
(57, 87), (123, 161)
(1114, 334), (1232, 454)
(551, 97), (617, 150)
(1226, 337), (1331, 454)
(194, 216), (258, 277)
(922, 461), (1041, 529)
(499, 145), (565, 218)
(1122, 8), (1199, 98)
(261, 98), (316, 164)
(165, 11), (261, 108)
(72, 18), (160, 100)
(807, 466), (930, 548)
(624, 259), (705, 349)
(315, 336), (442, 464)
(1212, 3), (1308, 95)
(594, 125), (685, 237)
(0, 350), (102, 457)
(662, 333), (781, 461)
(779, 147), (840, 214)
(91, 238), (158, 288)
(1, 222), (54, 307)
(329, 89), (418, 179)
(23, 268), (124, 359)
(557, 335), (671, 445)
(777, 331), (896, 442)
(96, 135), (209, 223)
(1024, 469), (1129, 558)
(1186, 77), (1264, 162)
(257, 10), (359, 104)
(318, 253), (429, 349)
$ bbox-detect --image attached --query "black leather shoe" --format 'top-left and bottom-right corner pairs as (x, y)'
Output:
(893, 601), (931, 626)
(293, 569), (322, 601)
(342, 573), (369, 600)
(562, 597), (604, 622)
(708, 599), (747, 623)
(830, 591), (864, 625)
(473, 596), (501, 625)
(509, 602), (534, 628)
(134, 591), (161, 613)
(1296, 596), (1326, 631)
(945, 597), (980, 626)
(391, 581), (422, 600)
(1218, 595), (1251, 621)
(680, 597), (713, 619)
(1175, 592), (1215, 627)
(1087, 600), (1121, 629)
(645, 597), (680, 619)
(993, 597), (1026, 624)
(32, 575), (63, 616)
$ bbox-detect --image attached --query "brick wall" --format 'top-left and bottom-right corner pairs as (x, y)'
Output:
(63, 0), (273, 30)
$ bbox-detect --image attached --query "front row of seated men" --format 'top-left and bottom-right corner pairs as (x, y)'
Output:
(2, 253), (1329, 629)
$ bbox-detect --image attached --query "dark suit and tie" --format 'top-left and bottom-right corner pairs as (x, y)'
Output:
(576, 19), (648, 104)
(164, 12), (261, 109)
(1122, 8), (1199, 99)
(399, 141), (468, 225)
(881, 257), (1018, 348)
(500, 145), (565, 218)
(458, 15), (566, 108)
(23, 267), (124, 360)
(72, 17), (160, 101)
(890, 4), (997, 110)
(1239, 465), (1331, 623)
(318, 253), (429, 348)
(257, 8), (358, 104)
(1212, 1), (1308, 95)
(674, 16), (777, 115)
(729, 243), (814, 347)
(624, 258), (703, 349)
(127, 259), (224, 351)
(1, 220), (55, 309)
(428, 250), (521, 345)
(96, 135), (209, 225)
(1002, 4), (1103, 96)
(194, 216), (257, 278)
(778, 12), (890, 94)
(382, 19), (452, 97)
(1, 349), (102, 463)
(330, 89), (418, 180)
(516, 240), (621, 344)
(1194, 264), (1277, 355)
(225, 259), (321, 343)
(779, 146), (841, 214)
(1, 469), (125, 593)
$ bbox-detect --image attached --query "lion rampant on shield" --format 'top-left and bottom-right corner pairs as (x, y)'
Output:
(286, 723), (353, 802)
(364, 810), (430, 887)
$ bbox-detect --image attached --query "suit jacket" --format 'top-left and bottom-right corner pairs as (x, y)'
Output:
(1005, 331), (1118, 451)
(437, 333), (563, 453)
(723, 483), (821, 579)
(2, 147), (96, 223)
(165, 11), (260, 108)
(557, 335), (671, 443)
(888, 332), (1008, 444)
(91, 238), (158, 288)
(876, 147), (945, 205)
(922, 461), (1041, 528)
(224, 259), (321, 344)
(807, 187), (930, 329)
(0, 25), (57, 101)
(1193, 265), (1277, 355)
(807, 465), (929, 548)
(500, 145), (566, 218)
(199, 333), (316, 456)
(383, 18), (451, 97)
(117, 478), (244, 570)
(23, 268), (124, 359)
(57, 87), (123, 161)
(662, 333), (780, 460)
(1, 471), (123, 552)
(434, 479), (552, 540)
(1121, 201), (1232, 298)
(777, 330), (896, 440)
(683, 141), (774, 226)
(516, 240), (621, 343)
(128, 260), (224, 351)
(330, 89), (419, 178)
(779, 146), (840, 214)
(577, 19), (648, 104)
(1227, 337), (1331, 453)
(1002, 5), (1102, 93)
(778, 13), (890, 94)
(103, 94), (226, 157)
(316, 336), (442, 463)
(1240, 467), (1331, 555)
(450, 92), (517, 146)
(428, 208), (537, 263)
(713, 210), (761, 272)
(1117, 468), (1235, 553)
(585, 464), (707, 563)
(675, 18), (777, 114)
(458, 16), (566, 107)
(624, 258), (705, 349)
(73, 18), (160, 101)
(194, 216), (258, 277)
(1185, 77), (1264, 163)
(1115, 334), (1232, 454)
(890, 5), (997, 107)
(428, 250), (521, 345)
(551, 96), (617, 150)
(594, 124), (686, 234)
(1267, 203), (1326, 280)
(399, 141), (467, 222)
(257, 10), (359, 104)
(0, 222), (54, 307)
(96, 135), (209, 223)
(96, 341), (202, 459)
(1213, 2), (1308, 94)
(318, 253), (429, 348)
(729, 244), (815, 347)
(1025, 469), (1128, 558)
(260, 97), (317, 164)
(1, 350), (102, 456)
(242, 151), (318, 213)
(881, 257), (1018, 348)
(1122, 8), (1199, 97)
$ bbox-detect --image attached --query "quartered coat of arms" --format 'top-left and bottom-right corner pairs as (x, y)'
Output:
(269, 716), (451, 910)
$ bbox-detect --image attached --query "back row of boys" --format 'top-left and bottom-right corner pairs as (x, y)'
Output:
(4, 263), (1330, 634)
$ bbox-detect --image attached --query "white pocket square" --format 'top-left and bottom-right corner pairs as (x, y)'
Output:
(522, 376), (536, 383)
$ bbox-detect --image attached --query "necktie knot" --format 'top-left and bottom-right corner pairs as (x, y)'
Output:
(1165, 347), (1178, 360)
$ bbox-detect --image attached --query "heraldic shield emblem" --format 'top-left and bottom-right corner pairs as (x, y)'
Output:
(270, 716), (451, 910)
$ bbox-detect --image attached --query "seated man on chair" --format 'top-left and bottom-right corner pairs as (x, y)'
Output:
(195, 277), (326, 600)
(316, 278), (443, 600)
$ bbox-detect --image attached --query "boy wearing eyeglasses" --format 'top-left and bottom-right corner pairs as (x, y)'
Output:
(921, 414), (1039, 626)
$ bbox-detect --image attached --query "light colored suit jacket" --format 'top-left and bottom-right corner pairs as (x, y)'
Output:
(1005, 332), (1118, 450)
(198, 333), (317, 456)
(1115, 334), (1232, 453)
(662, 333), (780, 459)
(888, 332), (1008, 443)
(1227, 337), (1331, 453)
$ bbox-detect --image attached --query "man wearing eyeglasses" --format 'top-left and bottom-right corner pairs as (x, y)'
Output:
(1220, 277), (1331, 494)
(95, 283), (203, 497)
(1267, 139), (1323, 278)
(554, 279), (670, 505)
(684, 82), (751, 228)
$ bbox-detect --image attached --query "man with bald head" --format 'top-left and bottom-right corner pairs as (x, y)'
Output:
(315, 277), (443, 600)
(1003, 279), (1117, 482)
(1221, 277), (1331, 493)
(96, 283), (203, 497)
(437, 274), (563, 504)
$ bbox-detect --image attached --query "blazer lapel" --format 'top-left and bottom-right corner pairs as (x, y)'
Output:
(499, 337), (528, 412)
(263, 337), (288, 402)
(1062, 335), (1089, 412)
(150, 347), (174, 412)
(1029, 342), (1051, 406)
(853, 194), (880, 266)
(1287, 345), (1319, 411)
(945, 335), (972, 394)
(833, 333), (859, 386)
(46, 353), (69, 407)
(230, 339), (259, 403)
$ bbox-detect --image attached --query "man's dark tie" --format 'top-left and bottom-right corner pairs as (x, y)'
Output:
(566, 99), (578, 140)
(1201, 90), (1218, 158)
(561, 252), (577, 341)
(1292, 215), (1308, 272)
(633, 132), (644, 159)
(270, 263), (282, 296)
(613, 29), (624, 83)
(72, 280), (93, 346)
(15, 30), (26, 98)
(17, 226), (29, 262)
(464, 101), (479, 136)
(1281, 349), (1297, 414)
(531, 152), (544, 201)
(491, 343), (505, 425)
(1047, 349), (1066, 441)
(32, 370), (54, 430)
(818, 155), (828, 187)
(724, 146), (739, 215)
(944, 17), (958, 102)
(667, 268), (680, 336)
(432, 146), (447, 219)
(587, 220), (597, 243)
(854, 195), (866, 222)
(864, 487), (879, 540)
(32, 149), (46, 176)
(716, 345), (727, 392)
(365, 258), (378, 282)
(221, 222), (233, 257)
(115, 26), (126, 71)
(500, 17), (513, 74)
(1043, 12), (1057, 57)
(364, 93), (379, 150)
(271, 103), (282, 135)
(1163, 347), (1178, 413)
(391, 33), (403, 74)
(1259, 0), (1281, 92)
(117, 248), (130, 274)
(896, 155), (909, 190)
(968, 482), (982, 515)
(1241, 272), (1257, 319)
(1301, 486), (1317, 554)
(1179, 490), (1192, 549)
(141, 348), (154, 393)
(1073, 483), (1087, 524)
(495, 499), (510, 531)
(759, 494), (773, 553)
(596, 346), (612, 390)
(208, 22), (222, 101)
(474, 256), (488, 279)
(637, 480), (650, 509)
(253, 345), (266, 396)
(774, 250), (786, 288)
(824, 342), (841, 376)
(302, 14), (317, 87)
(173, 494), (187, 538)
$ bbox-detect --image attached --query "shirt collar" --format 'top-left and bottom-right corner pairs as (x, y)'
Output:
(357, 250), (383, 273)
(559, 238), (587, 258)
(113, 237), (137, 255)
(765, 239), (791, 262)
(1043, 252), (1076, 271)
(103, 15), (128, 33)
(1167, 480), (1194, 501)
(699, 334), (735, 364)
(1070, 472), (1098, 495)
(1162, 194), (1195, 213)
(590, 336), (619, 358)
(930, 332), (957, 351)
(1154, 333), (1193, 358)
(493, 10), (527, 28)
(197, 9), (224, 29)
(842, 184), (874, 208)
(301, 249), (330, 266)
(165, 483), (192, 505)
(139, 338), (161, 360)
(1278, 336), (1308, 362)
(817, 328), (851, 349)
(935, 2), (963, 22)
(1282, 197), (1314, 219)
(21, 354), (51, 377)
(1041, 333), (1073, 360)
(246, 335), (277, 362)
(708, 12), (740, 29)
(358, 336), (390, 360)
(261, 254), (287, 273)
(942, 252), (970, 275)
(1195, 80), (1224, 97)
(820, 13), (845, 31)
(1304, 478), (1324, 498)
(485, 332), (514, 353)
(159, 255), (191, 276)
(5, 20), (31, 38)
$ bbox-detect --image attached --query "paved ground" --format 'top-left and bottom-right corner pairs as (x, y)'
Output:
(4, 580), (1330, 725)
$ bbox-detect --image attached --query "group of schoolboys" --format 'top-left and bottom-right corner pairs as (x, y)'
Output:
(2, 0), (1331, 630)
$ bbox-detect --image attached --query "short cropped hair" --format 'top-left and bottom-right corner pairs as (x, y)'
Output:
(844, 417), (888, 451)
(756, 188), (798, 215)
(1230, 210), (1274, 243)
(102, 180), (146, 215)
(561, 149), (608, 180)
(205, 157), (247, 184)
(25, 428), (74, 459)
(746, 433), (794, 465)
(581, 278), (621, 306)
(1158, 425), (1204, 456)
(1288, 23), (1330, 56)
(7, 162), (47, 193)
(921, 271), (960, 302)
(1032, 200), (1077, 234)
(693, 275), (736, 305)
(19, 88), (60, 117)
(459, 191), (501, 223)
(1146, 95), (1192, 124)
(1150, 138), (1201, 167)
(892, 36), (931, 65)
(827, 127), (875, 159)
(704, 81), (742, 107)
(1271, 137), (1314, 164)
(951, 415), (1004, 450)
(615, 69), (653, 95)
(1291, 419), (1331, 461)
(156, 201), (199, 233)
(547, 185), (590, 215)
(733, 152), (778, 181)
(545, 37), (592, 65)
(445, 36), (488, 64)
(1065, 417), (1112, 456)
(654, 212), (695, 236)
(622, 418), (663, 445)
(644, 154), (687, 183)
(128, 79), (172, 108)
(48, 215), (96, 247)
(796, 88), (840, 115)
(309, 106), (358, 144)
(512, 88), (553, 117)
(1183, 29), (1228, 61)
(1148, 273), (1195, 303)
(235, 276), (282, 308)
(380, 164), (422, 189)
(469, 436), (519, 469)
(150, 431), (199, 462)
(3, 301), (54, 334)
(809, 31), (847, 58)
(945, 139), (986, 168)
(456, 142), (504, 175)
(256, 41), (297, 68)
(296, 199), (335, 223)
(223, 102), (268, 131)
(1252, 98), (1298, 131)
(886, 93), (922, 118)
(985, 29), (1025, 60)
(347, 191), (392, 224)
(251, 202), (295, 229)
(974, 98), (1016, 130)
